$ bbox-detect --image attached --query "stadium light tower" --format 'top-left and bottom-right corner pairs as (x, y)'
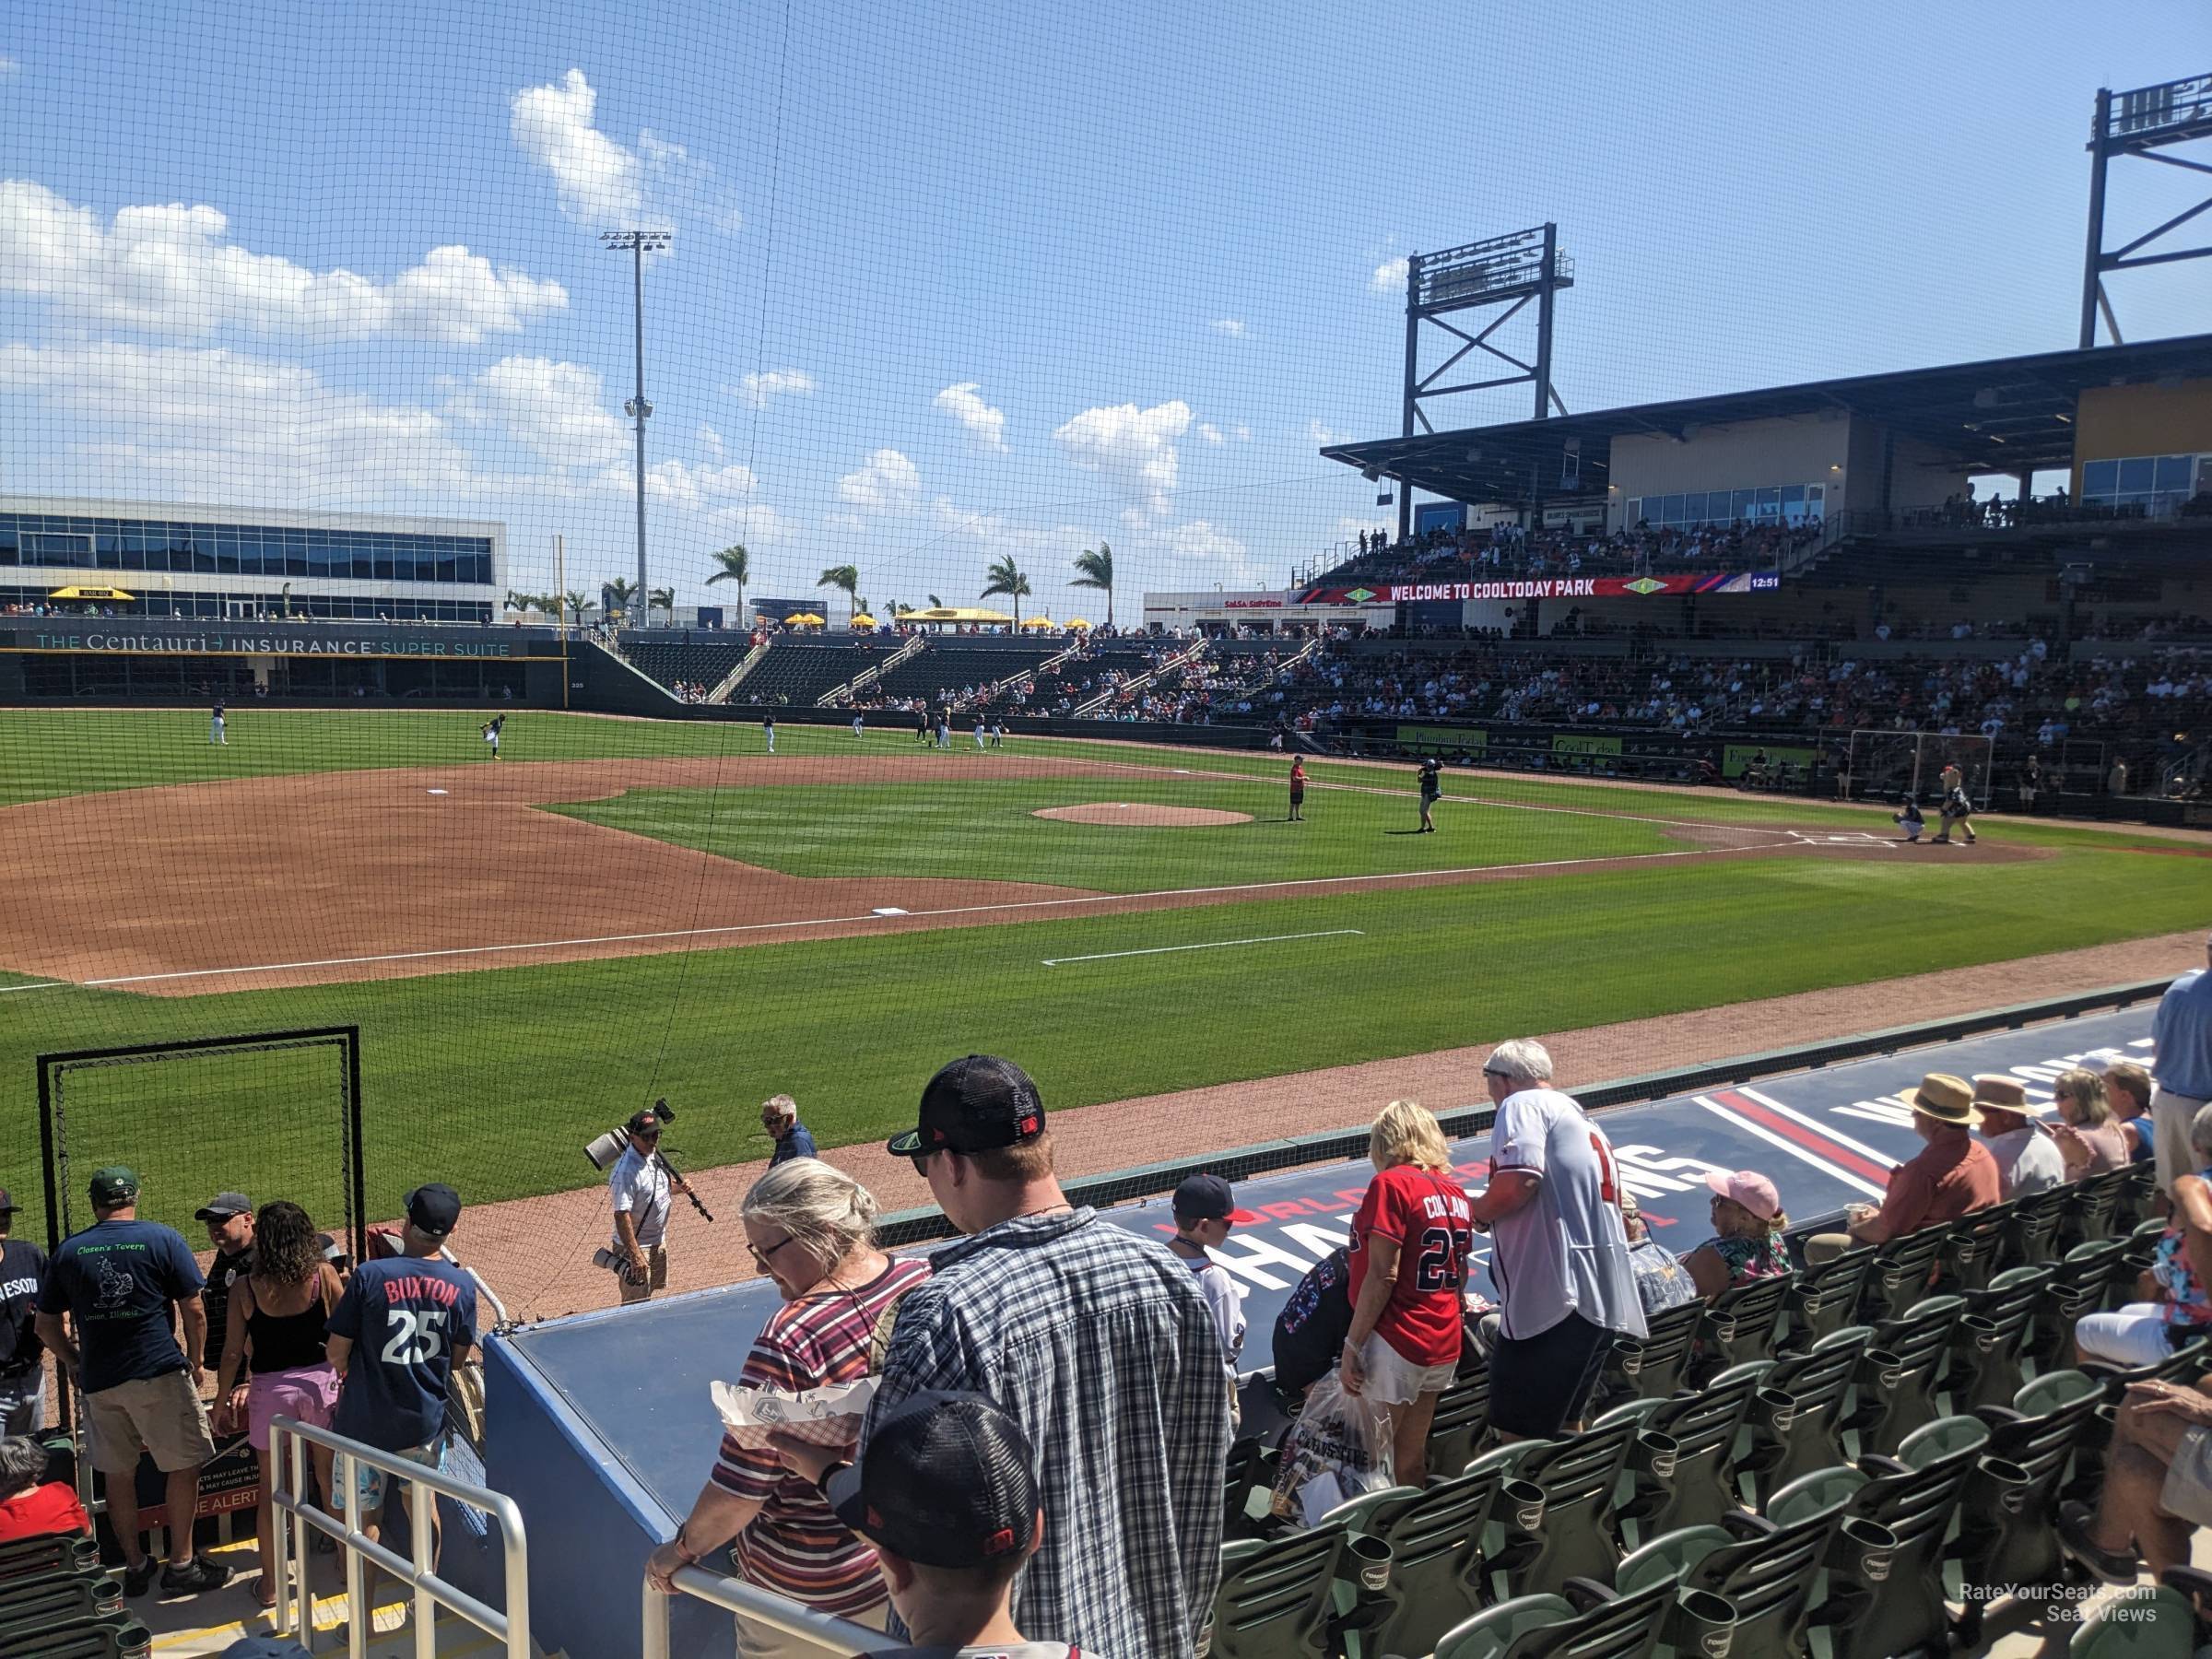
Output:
(602, 229), (673, 623)
(2080, 74), (2212, 347)
(1395, 225), (1573, 540)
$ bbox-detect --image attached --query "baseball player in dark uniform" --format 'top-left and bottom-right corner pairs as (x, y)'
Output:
(1417, 756), (1442, 833)
(209, 700), (227, 746)
(480, 713), (506, 759)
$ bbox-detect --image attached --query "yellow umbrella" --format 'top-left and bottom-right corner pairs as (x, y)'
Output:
(49, 585), (137, 601)
(1065, 618), (1092, 629)
(1020, 615), (1055, 629)
(850, 614), (877, 629)
(785, 612), (825, 626)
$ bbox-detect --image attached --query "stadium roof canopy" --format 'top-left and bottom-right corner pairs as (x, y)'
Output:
(1319, 334), (2212, 508)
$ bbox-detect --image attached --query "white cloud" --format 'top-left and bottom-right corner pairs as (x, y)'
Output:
(1053, 398), (1191, 518)
(0, 179), (566, 343)
(734, 368), (815, 407)
(1209, 317), (1245, 336)
(634, 457), (759, 508)
(1307, 418), (1343, 446)
(1371, 255), (1408, 294)
(1235, 423), (1253, 441)
(934, 382), (1008, 453)
(510, 70), (645, 225)
(0, 56), (18, 77)
(697, 422), (725, 459)
(459, 355), (629, 472)
(1154, 518), (1265, 586)
(511, 71), (740, 233)
(708, 500), (798, 543)
(1198, 423), (1224, 444)
(0, 339), (490, 500)
(837, 448), (923, 513)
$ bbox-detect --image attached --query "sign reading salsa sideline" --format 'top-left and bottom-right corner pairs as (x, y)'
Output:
(1299, 571), (1777, 604)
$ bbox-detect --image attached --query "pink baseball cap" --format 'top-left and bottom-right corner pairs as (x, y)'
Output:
(1704, 1170), (1782, 1221)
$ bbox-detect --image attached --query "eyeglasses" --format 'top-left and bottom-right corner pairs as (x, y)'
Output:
(747, 1235), (796, 1270)
(1482, 1068), (1512, 1080)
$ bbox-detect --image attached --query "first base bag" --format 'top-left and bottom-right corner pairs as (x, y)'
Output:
(1269, 1371), (1394, 1527)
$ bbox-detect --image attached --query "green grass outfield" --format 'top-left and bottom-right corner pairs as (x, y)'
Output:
(0, 707), (2202, 1242)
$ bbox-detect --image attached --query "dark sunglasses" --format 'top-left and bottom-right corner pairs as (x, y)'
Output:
(747, 1235), (796, 1269)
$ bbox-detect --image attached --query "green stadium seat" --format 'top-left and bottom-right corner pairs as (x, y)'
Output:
(1487, 1421), (1641, 1599)
(1690, 1270), (1794, 1382)
(6, 1618), (152, 1659)
(0, 1535), (100, 1586)
(1735, 1329), (1871, 1505)
(1431, 1575), (1678, 1659)
(1594, 1298), (1704, 1410)
(1423, 1365), (1493, 1480)
(2032, 1238), (2134, 1371)
(1944, 1265), (2056, 1413)
(1206, 1521), (1362, 1659)
(2001, 1183), (2074, 1269)
(1312, 1484), (1419, 1535)
(1859, 1221), (1953, 1326)
(1613, 1369), (1765, 1542)
(1615, 1503), (1879, 1659)
(1846, 1295), (1964, 1459)
(1350, 1464), (1513, 1658)
(2058, 1165), (2131, 1253)
(1781, 1245), (1877, 1354)
(1223, 1436), (1274, 1542)
(1953, 1368), (2108, 1648)
(2065, 1584), (2197, 1657)
(2112, 1164), (2159, 1233)
(1936, 1200), (2016, 1295)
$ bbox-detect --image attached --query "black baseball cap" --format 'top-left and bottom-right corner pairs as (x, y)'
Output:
(626, 1109), (663, 1135)
(404, 1183), (461, 1239)
(0, 1188), (17, 1215)
(826, 1391), (1040, 1569)
(1173, 1172), (1234, 1222)
(888, 1056), (1045, 1159)
(195, 1192), (253, 1222)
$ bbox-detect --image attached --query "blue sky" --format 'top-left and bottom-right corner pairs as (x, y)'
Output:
(2, 1), (2206, 614)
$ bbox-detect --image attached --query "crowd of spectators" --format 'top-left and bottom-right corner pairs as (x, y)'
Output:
(1316, 517), (1826, 589)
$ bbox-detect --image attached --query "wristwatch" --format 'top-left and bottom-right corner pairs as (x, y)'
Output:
(815, 1460), (853, 1497)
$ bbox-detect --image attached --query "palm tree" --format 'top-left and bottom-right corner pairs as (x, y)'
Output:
(562, 591), (596, 626)
(980, 555), (1031, 629)
(705, 544), (750, 625)
(649, 586), (676, 626)
(503, 590), (533, 618)
(927, 594), (943, 609)
(817, 564), (860, 625)
(1071, 543), (1114, 629)
(604, 577), (640, 625)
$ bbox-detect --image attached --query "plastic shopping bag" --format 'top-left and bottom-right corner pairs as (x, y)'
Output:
(1269, 1370), (1395, 1527)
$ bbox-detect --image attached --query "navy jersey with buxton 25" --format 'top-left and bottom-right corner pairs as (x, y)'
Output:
(330, 1256), (478, 1450)
(36, 1219), (205, 1393)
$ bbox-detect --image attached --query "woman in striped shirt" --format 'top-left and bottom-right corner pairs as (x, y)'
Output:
(645, 1159), (930, 1654)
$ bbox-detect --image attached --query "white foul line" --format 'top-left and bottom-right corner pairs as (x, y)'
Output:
(1041, 929), (1364, 968)
(1692, 1096), (1889, 1200)
(0, 844), (1737, 994)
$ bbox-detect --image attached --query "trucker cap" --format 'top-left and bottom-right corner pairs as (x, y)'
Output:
(404, 1182), (462, 1239)
(825, 1391), (1041, 1570)
(1172, 1172), (1235, 1222)
(195, 1192), (253, 1222)
(88, 1167), (139, 1206)
(887, 1056), (1044, 1159)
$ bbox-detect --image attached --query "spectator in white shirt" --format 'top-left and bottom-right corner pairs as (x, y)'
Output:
(1165, 1174), (1245, 1425)
(1972, 1076), (2065, 1197)
(608, 1110), (688, 1304)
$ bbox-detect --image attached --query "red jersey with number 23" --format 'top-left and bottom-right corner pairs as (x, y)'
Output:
(1348, 1163), (1474, 1367)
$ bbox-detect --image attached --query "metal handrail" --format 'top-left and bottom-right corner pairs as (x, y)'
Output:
(643, 1563), (885, 1659)
(268, 1415), (529, 1659)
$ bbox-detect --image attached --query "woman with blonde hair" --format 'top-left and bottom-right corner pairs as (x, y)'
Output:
(645, 1158), (928, 1654)
(2052, 1067), (2132, 1180)
(1340, 1099), (1473, 1485)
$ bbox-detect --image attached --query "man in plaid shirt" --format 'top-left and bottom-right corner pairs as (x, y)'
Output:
(870, 1056), (1232, 1658)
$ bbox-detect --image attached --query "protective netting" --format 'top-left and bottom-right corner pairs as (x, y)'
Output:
(0, 7), (2206, 1328)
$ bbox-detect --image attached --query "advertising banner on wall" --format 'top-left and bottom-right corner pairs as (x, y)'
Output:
(1297, 571), (1772, 605)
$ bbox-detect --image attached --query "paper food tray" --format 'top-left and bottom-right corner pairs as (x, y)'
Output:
(709, 1376), (877, 1450)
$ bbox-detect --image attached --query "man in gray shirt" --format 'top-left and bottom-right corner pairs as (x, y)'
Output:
(1974, 1076), (2065, 1197)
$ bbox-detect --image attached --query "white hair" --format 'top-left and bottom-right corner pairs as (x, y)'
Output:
(1485, 1039), (1554, 1086)
(742, 1157), (877, 1272)
(2192, 1101), (2212, 1159)
(0, 1436), (43, 1497)
(761, 1094), (798, 1124)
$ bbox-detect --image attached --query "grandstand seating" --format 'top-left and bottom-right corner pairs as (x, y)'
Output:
(869, 641), (1060, 706)
(731, 639), (874, 706)
(621, 636), (756, 700)
(0, 1520), (148, 1656)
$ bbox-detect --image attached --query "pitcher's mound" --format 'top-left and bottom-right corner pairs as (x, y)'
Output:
(1034, 803), (1253, 828)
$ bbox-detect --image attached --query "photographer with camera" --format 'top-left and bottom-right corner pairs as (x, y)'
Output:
(606, 1108), (693, 1305)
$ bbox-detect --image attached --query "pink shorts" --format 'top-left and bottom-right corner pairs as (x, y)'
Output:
(247, 1363), (342, 1452)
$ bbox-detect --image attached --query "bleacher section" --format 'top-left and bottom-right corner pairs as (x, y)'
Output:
(730, 638), (874, 706)
(620, 635), (756, 699)
(868, 640), (1060, 705)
